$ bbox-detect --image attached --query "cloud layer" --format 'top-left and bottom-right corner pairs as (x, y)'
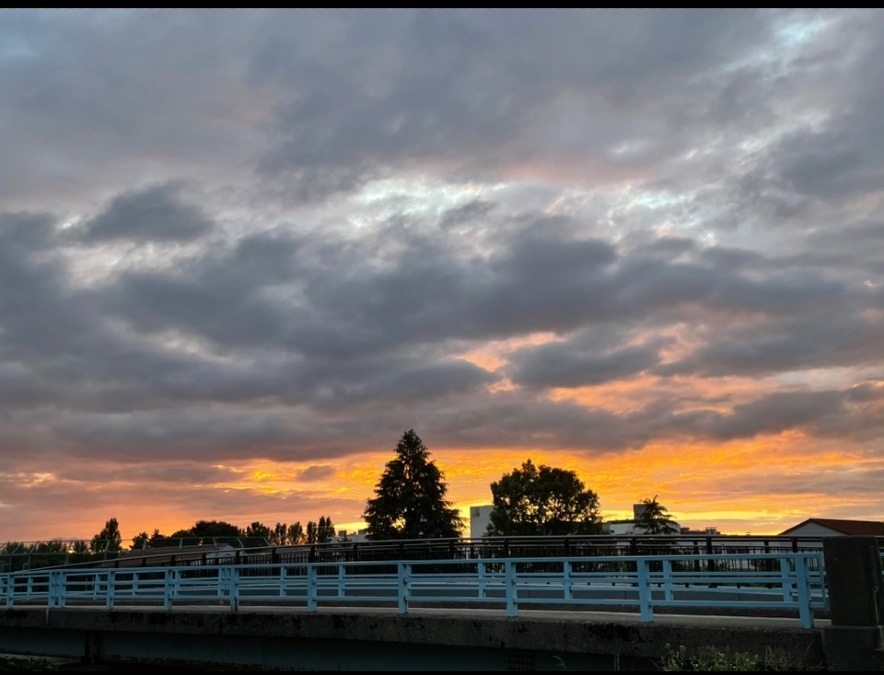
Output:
(1, 9), (882, 541)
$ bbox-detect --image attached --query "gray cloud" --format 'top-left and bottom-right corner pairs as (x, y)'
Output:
(2, 8), (883, 539)
(247, 9), (781, 199)
(77, 184), (214, 242)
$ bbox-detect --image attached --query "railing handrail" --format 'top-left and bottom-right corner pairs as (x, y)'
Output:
(1, 550), (828, 629)
(4, 532), (863, 575)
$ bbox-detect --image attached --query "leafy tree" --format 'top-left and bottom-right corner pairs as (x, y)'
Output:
(28, 539), (70, 568)
(90, 517), (123, 553)
(131, 532), (149, 550)
(286, 522), (305, 545)
(270, 522), (288, 545)
(68, 539), (91, 565)
(244, 521), (272, 546)
(189, 520), (242, 540)
(169, 520), (243, 546)
(131, 530), (167, 550)
(148, 530), (168, 546)
(636, 495), (679, 534)
(168, 528), (200, 545)
(363, 429), (464, 540)
(246, 521), (271, 540)
(486, 459), (604, 536)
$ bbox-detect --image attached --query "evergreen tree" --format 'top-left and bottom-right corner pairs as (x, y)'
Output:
(305, 521), (318, 544)
(89, 517), (123, 553)
(363, 429), (464, 540)
(317, 516), (336, 543)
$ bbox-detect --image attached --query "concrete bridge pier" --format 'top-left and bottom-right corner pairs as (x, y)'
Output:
(822, 536), (884, 670)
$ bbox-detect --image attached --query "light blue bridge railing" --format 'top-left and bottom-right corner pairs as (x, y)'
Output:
(0, 551), (828, 628)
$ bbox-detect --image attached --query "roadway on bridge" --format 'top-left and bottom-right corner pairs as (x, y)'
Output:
(51, 601), (829, 630)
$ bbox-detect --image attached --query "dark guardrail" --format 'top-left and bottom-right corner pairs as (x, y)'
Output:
(7, 533), (880, 573)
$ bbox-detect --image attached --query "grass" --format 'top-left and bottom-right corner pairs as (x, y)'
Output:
(657, 644), (827, 672)
(0, 655), (61, 671)
(553, 643), (827, 672)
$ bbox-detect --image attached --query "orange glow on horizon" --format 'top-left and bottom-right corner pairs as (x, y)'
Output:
(22, 428), (883, 544)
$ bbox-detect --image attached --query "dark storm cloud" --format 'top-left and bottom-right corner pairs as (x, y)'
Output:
(421, 380), (882, 453)
(2, 180), (881, 462)
(846, 381), (884, 403)
(249, 9), (777, 198)
(511, 344), (659, 389)
(0, 9), (270, 212)
(62, 462), (238, 485)
(701, 390), (847, 441)
(48, 408), (290, 460)
(77, 184), (213, 242)
(730, 12), (884, 222)
(760, 23), (884, 201)
(509, 325), (667, 388)
(298, 465), (336, 481)
(657, 313), (884, 378)
(0, 212), (103, 363)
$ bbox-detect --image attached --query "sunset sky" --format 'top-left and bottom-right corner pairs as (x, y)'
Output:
(2, 9), (883, 544)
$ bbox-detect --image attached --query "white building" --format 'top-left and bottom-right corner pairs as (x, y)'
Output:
(469, 505), (494, 539)
(332, 529), (371, 544)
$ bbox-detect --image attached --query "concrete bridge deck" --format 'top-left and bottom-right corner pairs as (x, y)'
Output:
(1, 536), (882, 670)
(0, 603), (832, 671)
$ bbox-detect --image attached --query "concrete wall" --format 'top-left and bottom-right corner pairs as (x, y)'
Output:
(0, 607), (826, 672)
(822, 536), (884, 671)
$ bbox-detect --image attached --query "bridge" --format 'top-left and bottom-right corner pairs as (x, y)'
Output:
(1, 535), (882, 670)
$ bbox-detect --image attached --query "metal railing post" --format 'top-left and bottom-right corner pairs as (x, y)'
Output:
(637, 559), (653, 622)
(163, 569), (176, 611)
(505, 560), (517, 617)
(307, 565), (317, 612)
(49, 570), (64, 608)
(337, 564), (346, 599)
(794, 554), (813, 629)
(105, 570), (114, 610)
(398, 562), (410, 614)
(778, 556), (792, 603)
(229, 567), (239, 611)
(662, 559), (674, 602)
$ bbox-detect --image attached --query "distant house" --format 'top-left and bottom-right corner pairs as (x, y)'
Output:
(778, 518), (884, 537)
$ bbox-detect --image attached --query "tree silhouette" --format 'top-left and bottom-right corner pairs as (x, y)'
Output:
(636, 495), (679, 534)
(487, 459), (604, 536)
(90, 517), (123, 553)
(317, 516), (336, 543)
(363, 429), (463, 540)
(286, 522), (305, 545)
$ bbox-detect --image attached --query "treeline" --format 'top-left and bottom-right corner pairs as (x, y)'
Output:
(130, 515), (338, 551)
(0, 515), (339, 570)
(4, 429), (680, 562)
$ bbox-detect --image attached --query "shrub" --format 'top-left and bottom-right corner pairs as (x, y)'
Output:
(658, 644), (760, 671)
